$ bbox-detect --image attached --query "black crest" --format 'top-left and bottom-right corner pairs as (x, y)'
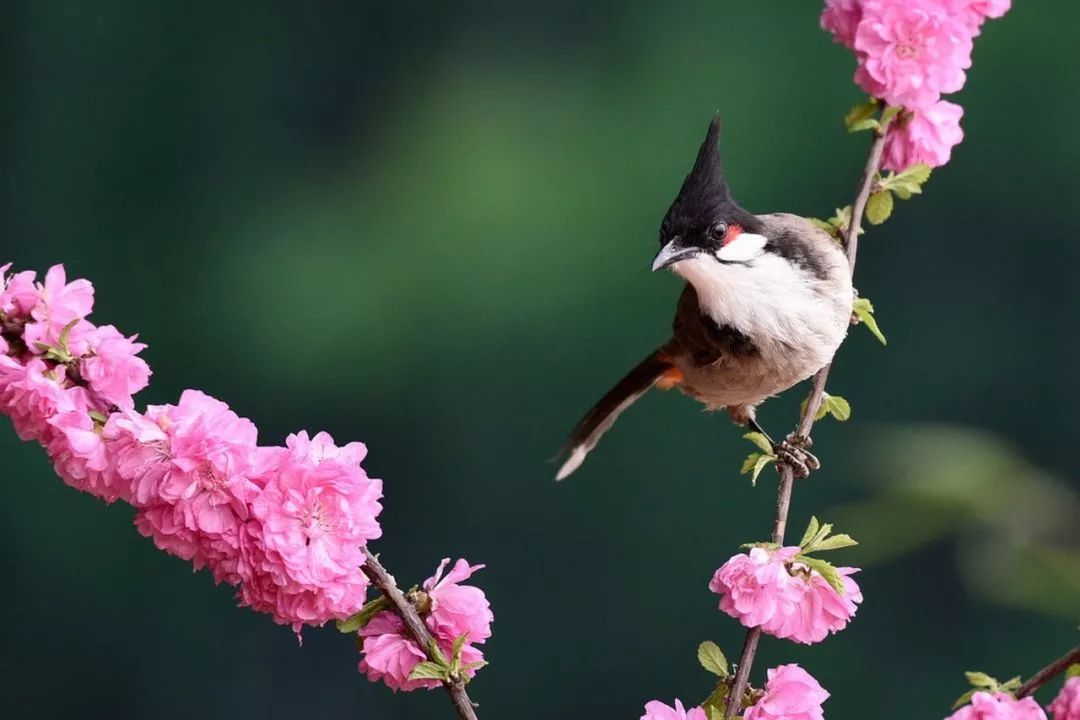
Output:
(659, 116), (758, 243)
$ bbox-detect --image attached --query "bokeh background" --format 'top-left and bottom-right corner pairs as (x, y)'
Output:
(2, 2), (1078, 718)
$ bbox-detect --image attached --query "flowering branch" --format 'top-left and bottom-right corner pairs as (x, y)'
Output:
(360, 548), (480, 720)
(722, 113), (891, 720)
(1017, 643), (1080, 699)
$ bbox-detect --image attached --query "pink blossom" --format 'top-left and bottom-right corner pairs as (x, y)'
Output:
(854, 0), (973, 110)
(423, 558), (493, 645)
(22, 265), (96, 357)
(0, 264), (39, 319)
(709, 546), (862, 644)
(250, 453), (382, 588)
(286, 430), (368, 466)
(744, 664), (830, 720)
(641, 699), (709, 720)
(80, 324), (151, 409)
(47, 407), (130, 503)
(0, 359), (79, 442)
(357, 611), (485, 692)
(946, 692), (1048, 720)
(1048, 678), (1080, 720)
(945, 0), (1011, 34)
(106, 390), (262, 578)
(883, 100), (965, 171)
(820, 0), (863, 48)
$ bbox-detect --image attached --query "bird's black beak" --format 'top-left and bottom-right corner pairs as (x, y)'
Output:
(652, 237), (700, 271)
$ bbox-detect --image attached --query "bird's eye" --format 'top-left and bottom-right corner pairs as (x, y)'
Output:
(709, 222), (728, 241)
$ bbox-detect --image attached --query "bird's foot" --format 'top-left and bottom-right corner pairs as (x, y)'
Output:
(773, 433), (820, 479)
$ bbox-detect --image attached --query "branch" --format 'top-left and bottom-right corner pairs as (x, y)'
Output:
(1018, 643), (1080, 699)
(360, 547), (480, 720)
(723, 116), (891, 719)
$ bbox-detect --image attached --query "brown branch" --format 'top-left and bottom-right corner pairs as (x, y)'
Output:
(1018, 643), (1080, 699)
(360, 547), (480, 720)
(723, 115), (891, 719)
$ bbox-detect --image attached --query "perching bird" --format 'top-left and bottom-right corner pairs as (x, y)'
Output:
(556, 117), (854, 481)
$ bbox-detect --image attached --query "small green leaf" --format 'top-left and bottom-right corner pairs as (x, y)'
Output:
(823, 394), (852, 422)
(750, 454), (772, 486)
(879, 105), (902, 126)
(698, 641), (730, 678)
(799, 395), (828, 422)
(57, 318), (81, 356)
(808, 217), (838, 237)
(799, 516), (821, 548)
(797, 555), (846, 594)
(707, 706), (724, 720)
(89, 410), (110, 426)
(428, 639), (450, 667)
(807, 533), (859, 553)
(739, 451), (773, 486)
(965, 671), (999, 689)
(336, 596), (390, 633)
(848, 117), (879, 133)
(999, 676), (1022, 693)
(952, 689), (976, 710)
(1066, 664), (1080, 680)
(451, 633), (470, 662)
(852, 297), (887, 346)
(743, 432), (773, 454)
(866, 189), (894, 225)
(409, 661), (450, 681)
(844, 100), (879, 131)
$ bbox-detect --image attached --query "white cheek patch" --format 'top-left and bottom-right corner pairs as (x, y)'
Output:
(716, 233), (768, 263)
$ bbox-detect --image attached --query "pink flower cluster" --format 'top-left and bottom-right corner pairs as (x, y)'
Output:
(821, 0), (1010, 171)
(946, 692), (1048, 720)
(641, 699), (708, 720)
(745, 665), (830, 720)
(641, 665), (829, 720)
(359, 558), (493, 691)
(709, 546), (862, 644)
(1049, 678), (1080, 720)
(0, 263), (388, 633)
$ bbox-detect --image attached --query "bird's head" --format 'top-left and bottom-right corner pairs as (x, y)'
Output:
(652, 117), (769, 273)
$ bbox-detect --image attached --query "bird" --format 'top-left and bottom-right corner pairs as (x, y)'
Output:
(555, 116), (854, 481)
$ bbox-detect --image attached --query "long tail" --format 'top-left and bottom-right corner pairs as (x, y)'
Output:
(555, 350), (676, 481)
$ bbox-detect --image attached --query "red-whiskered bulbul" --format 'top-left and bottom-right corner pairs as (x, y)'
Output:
(556, 117), (854, 480)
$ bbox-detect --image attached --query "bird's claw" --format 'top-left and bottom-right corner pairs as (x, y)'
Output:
(773, 434), (820, 479)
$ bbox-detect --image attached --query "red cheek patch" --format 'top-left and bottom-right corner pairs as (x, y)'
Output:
(722, 223), (743, 246)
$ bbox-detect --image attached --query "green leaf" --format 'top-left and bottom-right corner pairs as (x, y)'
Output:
(866, 189), (894, 225)
(743, 432), (773, 454)
(999, 676), (1022, 693)
(808, 217), (838, 237)
(964, 671), (999, 689)
(807, 533), (859, 553)
(799, 395), (828, 422)
(697, 641), (730, 678)
(1066, 664), (1080, 680)
(844, 100), (879, 131)
(706, 706), (724, 720)
(823, 394), (852, 422)
(451, 633), (470, 663)
(89, 410), (110, 426)
(428, 639), (450, 667)
(852, 297), (887, 346)
(951, 689), (976, 710)
(409, 661), (450, 681)
(879, 105), (903, 126)
(336, 596), (390, 633)
(847, 117), (879, 133)
(749, 454), (772, 487)
(57, 318), (81, 356)
(880, 164), (932, 199)
(799, 516), (821, 548)
(797, 555), (846, 594)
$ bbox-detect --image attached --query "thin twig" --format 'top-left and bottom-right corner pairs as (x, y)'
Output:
(1018, 643), (1080, 698)
(361, 547), (480, 720)
(723, 115), (892, 719)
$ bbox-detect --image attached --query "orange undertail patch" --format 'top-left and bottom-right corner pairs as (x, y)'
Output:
(655, 366), (684, 390)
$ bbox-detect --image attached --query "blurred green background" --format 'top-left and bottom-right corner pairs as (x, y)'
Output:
(2, 2), (1078, 718)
